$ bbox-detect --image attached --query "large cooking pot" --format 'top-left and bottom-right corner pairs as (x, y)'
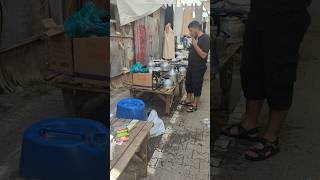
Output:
(163, 78), (173, 89)
(161, 61), (170, 71)
(148, 61), (156, 68)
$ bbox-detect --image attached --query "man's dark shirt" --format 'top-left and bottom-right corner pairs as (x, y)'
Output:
(188, 33), (210, 69)
(248, 0), (312, 30)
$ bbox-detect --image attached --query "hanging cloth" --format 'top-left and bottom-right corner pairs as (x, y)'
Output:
(153, 9), (162, 59)
(145, 16), (160, 61)
(202, 21), (206, 34)
(206, 17), (210, 36)
(194, 4), (203, 22)
(174, 5), (183, 41)
(159, 7), (166, 58)
(163, 23), (175, 60)
(165, 5), (174, 29)
(134, 18), (147, 64)
(181, 5), (193, 36)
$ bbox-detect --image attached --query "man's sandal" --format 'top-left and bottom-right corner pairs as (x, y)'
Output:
(187, 106), (197, 112)
(244, 137), (280, 161)
(221, 123), (259, 141)
(180, 100), (192, 106)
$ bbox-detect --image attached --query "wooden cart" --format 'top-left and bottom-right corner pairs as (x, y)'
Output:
(44, 72), (108, 115)
(129, 75), (186, 114)
(110, 119), (153, 180)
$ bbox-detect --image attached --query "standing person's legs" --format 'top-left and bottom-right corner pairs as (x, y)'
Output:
(222, 29), (265, 137)
(245, 18), (310, 160)
(184, 67), (194, 104)
(187, 65), (207, 112)
(242, 100), (264, 129)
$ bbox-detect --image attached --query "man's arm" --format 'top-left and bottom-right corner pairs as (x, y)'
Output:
(192, 36), (210, 60)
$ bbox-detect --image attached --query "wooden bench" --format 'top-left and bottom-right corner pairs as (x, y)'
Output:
(129, 75), (185, 114)
(110, 119), (153, 180)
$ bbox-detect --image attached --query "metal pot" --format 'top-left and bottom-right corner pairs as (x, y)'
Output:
(169, 66), (178, 84)
(161, 61), (170, 71)
(153, 67), (162, 72)
(148, 61), (156, 68)
(163, 78), (173, 89)
(179, 67), (186, 75)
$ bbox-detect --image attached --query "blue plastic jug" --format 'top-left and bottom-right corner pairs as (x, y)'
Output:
(20, 118), (108, 180)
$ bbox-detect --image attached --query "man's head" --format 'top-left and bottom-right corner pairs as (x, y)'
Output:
(188, 20), (201, 38)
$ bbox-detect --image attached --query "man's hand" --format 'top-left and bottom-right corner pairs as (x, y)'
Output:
(191, 36), (208, 60)
(191, 37), (198, 47)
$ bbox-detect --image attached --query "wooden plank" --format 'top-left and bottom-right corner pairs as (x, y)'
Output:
(110, 121), (148, 169)
(0, 36), (39, 54)
(135, 134), (148, 177)
(110, 122), (153, 179)
(45, 73), (108, 93)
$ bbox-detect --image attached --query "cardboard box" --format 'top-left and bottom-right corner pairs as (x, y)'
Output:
(42, 19), (74, 75)
(73, 37), (109, 86)
(132, 73), (152, 90)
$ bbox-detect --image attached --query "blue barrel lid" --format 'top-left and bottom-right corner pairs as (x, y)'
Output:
(116, 98), (147, 121)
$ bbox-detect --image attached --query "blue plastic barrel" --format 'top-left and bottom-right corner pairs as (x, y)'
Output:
(116, 98), (147, 120)
(20, 118), (108, 180)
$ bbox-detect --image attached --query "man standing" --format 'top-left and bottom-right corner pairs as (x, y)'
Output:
(180, 21), (210, 112)
(222, 0), (312, 160)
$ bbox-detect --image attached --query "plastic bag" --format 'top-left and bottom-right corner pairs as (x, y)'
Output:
(130, 62), (149, 73)
(147, 110), (165, 137)
(64, 2), (109, 38)
(130, 62), (143, 73)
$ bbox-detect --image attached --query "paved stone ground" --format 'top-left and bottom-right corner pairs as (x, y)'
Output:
(111, 67), (210, 180)
(148, 68), (210, 180)
(212, 32), (320, 180)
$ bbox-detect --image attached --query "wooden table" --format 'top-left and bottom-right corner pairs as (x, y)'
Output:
(130, 75), (185, 114)
(44, 72), (108, 115)
(110, 119), (153, 180)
